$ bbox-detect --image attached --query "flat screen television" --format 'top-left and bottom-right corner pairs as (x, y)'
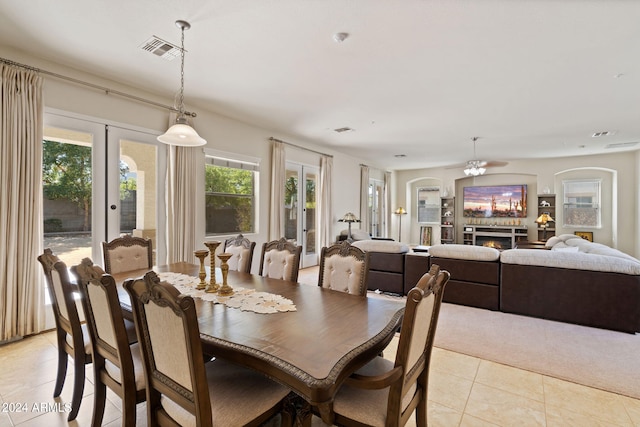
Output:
(463, 184), (527, 218)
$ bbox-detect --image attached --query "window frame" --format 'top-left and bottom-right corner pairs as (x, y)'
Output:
(562, 178), (601, 228)
(204, 151), (259, 236)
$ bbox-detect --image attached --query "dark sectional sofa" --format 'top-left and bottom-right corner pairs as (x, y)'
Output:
(351, 240), (430, 295)
(428, 236), (640, 333)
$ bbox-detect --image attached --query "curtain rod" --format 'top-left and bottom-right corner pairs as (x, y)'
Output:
(269, 137), (333, 158)
(0, 56), (197, 117)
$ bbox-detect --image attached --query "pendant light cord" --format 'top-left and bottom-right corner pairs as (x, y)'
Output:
(178, 24), (186, 117)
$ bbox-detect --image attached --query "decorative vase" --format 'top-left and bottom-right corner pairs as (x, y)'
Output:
(194, 250), (209, 290)
(217, 253), (234, 296)
(204, 241), (221, 293)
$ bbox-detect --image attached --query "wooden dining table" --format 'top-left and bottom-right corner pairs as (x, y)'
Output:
(113, 262), (405, 425)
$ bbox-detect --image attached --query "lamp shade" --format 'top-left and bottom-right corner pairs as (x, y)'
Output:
(394, 207), (407, 215)
(535, 213), (555, 225)
(157, 121), (206, 147)
(339, 212), (360, 223)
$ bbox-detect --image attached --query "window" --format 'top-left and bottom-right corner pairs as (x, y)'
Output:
(205, 154), (258, 235)
(563, 179), (601, 228)
(368, 179), (384, 237)
(417, 187), (440, 223)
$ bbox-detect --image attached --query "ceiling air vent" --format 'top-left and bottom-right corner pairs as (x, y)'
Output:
(334, 127), (354, 133)
(592, 130), (616, 137)
(139, 36), (181, 61)
(605, 141), (638, 149)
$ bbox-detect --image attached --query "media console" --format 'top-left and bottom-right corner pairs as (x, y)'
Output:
(462, 225), (528, 250)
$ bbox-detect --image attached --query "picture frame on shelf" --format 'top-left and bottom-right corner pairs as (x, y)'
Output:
(574, 231), (593, 242)
(420, 226), (432, 246)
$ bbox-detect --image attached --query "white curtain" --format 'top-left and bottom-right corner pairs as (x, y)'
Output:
(0, 64), (45, 341)
(359, 165), (370, 233)
(319, 156), (333, 248)
(269, 141), (285, 240)
(165, 143), (201, 264)
(384, 171), (392, 239)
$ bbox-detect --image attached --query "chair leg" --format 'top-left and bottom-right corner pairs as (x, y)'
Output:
(91, 380), (107, 427)
(53, 348), (68, 397)
(122, 390), (138, 427)
(416, 396), (427, 427)
(67, 359), (86, 421)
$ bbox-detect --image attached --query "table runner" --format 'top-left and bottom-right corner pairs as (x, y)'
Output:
(158, 272), (297, 314)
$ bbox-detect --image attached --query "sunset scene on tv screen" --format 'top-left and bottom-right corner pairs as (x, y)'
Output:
(463, 185), (527, 218)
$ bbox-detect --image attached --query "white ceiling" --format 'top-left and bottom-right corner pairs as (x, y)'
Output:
(1, 0), (639, 170)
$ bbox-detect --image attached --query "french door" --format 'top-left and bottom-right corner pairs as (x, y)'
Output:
(284, 162), (318, 268)
(43, 110), (165, 267)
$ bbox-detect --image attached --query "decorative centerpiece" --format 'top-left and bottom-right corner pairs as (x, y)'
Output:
(217, 252), (234, 296)
(194, 250), (209, 290)
(204, 241), (221, 293)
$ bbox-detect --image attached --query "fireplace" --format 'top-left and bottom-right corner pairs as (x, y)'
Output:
(475, 235), (513, 250)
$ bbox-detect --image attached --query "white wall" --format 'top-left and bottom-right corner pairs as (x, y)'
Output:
(2, 45), (367, 270)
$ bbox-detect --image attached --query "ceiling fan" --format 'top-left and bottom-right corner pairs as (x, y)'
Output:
(447, 137), (508, 175)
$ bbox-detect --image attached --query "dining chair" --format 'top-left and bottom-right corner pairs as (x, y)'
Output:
(259, 237), (302, 282)
(314, 264), (450, 427)
(318, 241), (370, 296)
(102, 234), (153, 274)
(123, 271), (294, 427)
(72, 257), (138, 345)
(222, 234), (256, 273)
(73, 267), (146, 427)
(37, 249), (92, 421)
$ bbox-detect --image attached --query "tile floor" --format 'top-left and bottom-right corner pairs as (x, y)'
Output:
(3, 265), (640, 426)
(1, 329), (639, 427)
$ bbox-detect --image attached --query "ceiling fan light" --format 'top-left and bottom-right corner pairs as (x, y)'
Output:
(464, 165), (485, 176)
(462, 137), (487, 176)
(157, 121), (206, 146)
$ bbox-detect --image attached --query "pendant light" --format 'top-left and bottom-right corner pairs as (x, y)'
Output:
(157, 20), (206, 147)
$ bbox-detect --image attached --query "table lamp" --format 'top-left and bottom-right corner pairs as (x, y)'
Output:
(338, 212), (361, 242)
(394, 207), (408, 241)
(535, 212), (555, 241)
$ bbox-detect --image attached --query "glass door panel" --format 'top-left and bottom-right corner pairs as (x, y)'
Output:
(43, 114), (106, 265)
(107, 126), (166, 265)
(284, 163), (318, 268)
(303, 170), (317, 267)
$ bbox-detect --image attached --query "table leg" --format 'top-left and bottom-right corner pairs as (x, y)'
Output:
(284, 393), (333, 427)
(316, 401), (335, 425)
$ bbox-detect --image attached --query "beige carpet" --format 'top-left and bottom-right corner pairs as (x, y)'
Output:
(298, 266), (640, 399)
(434, 302), (640, 400)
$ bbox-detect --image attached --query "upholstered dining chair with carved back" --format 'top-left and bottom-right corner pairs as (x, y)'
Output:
(124, 271), (294, 427)
(37, 249), (92, 421)
(222, 234), (256, 273)
(259, 237), (303, 283)
(313, 264), (450, 427)
(102, 234), (153, 274)
(318, 241), (370, 296)
(72, 259), (146, 427)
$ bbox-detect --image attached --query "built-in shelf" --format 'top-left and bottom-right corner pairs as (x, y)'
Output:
(537, 194), (556, 241)
(440, 197), (455, 244)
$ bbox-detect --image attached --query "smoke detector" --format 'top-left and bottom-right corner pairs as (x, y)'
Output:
(333, 32), (349, 43)
(139, 36), (181, 61)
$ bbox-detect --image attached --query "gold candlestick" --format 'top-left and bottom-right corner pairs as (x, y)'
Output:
(204, 241), (221, 293)
(194, 250), (209, 290)
(217, 253), (234, 296)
